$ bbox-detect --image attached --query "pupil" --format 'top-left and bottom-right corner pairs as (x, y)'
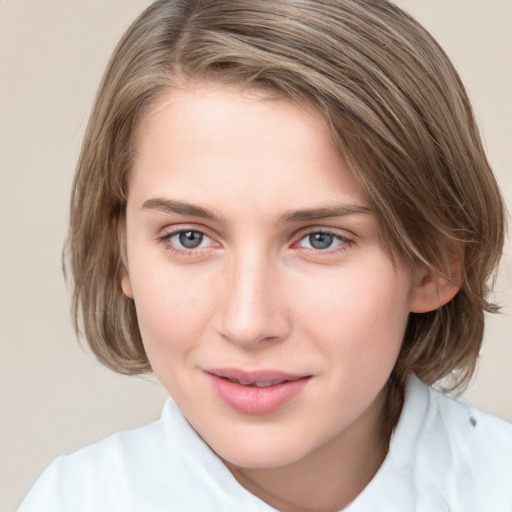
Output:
(309, 232), (333, 249)
(179, 231), (203, 249)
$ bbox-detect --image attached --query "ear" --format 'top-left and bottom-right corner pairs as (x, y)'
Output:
(116, 214), (133, 299)
(409, 263), (461, 313)
(120, 266), (134, 300)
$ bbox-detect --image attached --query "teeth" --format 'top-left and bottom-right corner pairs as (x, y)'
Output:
(227, 378), (284, 387)
(253, 381), (277, 388)
(237, 378), (254, 385)
(228, 378), (252, 385)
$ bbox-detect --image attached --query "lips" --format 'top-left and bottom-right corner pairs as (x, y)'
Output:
(205, 368), (311, 415)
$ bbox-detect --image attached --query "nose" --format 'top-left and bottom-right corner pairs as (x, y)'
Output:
(217, 251), (291, 348)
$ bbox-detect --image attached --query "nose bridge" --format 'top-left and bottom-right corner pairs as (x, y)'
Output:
(219, 244), (288, 347)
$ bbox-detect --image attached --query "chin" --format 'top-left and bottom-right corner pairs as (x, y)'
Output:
(208, 427), (314, 469)
(223, 449), (302, 470)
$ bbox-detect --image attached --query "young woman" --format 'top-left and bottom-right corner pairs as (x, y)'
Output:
(19, 1), (511, 510)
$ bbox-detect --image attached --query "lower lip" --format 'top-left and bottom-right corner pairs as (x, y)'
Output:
(206, 374), (310, 415)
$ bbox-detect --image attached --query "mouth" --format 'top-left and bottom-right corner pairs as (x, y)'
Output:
(204, 368), (312, 415)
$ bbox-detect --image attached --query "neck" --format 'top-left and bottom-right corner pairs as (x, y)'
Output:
(226, 388), (400, 512)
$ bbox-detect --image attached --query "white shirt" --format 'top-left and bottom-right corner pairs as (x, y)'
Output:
(18, 376), (512, 511)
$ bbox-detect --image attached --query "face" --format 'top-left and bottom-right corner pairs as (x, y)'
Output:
(122, 84), (416, 469)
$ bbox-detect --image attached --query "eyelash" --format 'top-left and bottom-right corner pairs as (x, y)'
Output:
(157, 228), (353, 256)
(294, 229), (353, 254)
(158, 229), (216, 257)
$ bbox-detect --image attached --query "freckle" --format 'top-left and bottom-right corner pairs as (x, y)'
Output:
(469, 416), (477, 427)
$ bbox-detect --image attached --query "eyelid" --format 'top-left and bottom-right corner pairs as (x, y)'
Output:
(158, 223), (215, 240)
(156, 224), (355, 254)
(291, 227), (355, 253)
(157, 224), (221, 253)
(293, 226), (354, 242)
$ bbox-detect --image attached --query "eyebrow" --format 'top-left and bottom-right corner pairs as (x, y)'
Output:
(142, 197), (374, 224)
(141, 198), (223, 222)
(279, 204), (374, 223)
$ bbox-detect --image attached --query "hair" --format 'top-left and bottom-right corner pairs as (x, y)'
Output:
(66, 0), (506, 403)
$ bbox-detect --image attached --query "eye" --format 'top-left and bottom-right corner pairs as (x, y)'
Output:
(175, 230), (206, 249)
(297, 231), (348, 250)
(160, 229), (215, 252)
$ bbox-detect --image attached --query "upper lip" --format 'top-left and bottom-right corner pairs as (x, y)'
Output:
(205, 368), (310, 385)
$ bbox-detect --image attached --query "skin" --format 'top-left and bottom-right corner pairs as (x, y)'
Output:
(121, 84), (457, 511)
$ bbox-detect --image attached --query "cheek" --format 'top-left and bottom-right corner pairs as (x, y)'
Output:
(296, 261), (410, 363)
(130, 264), (216, 356)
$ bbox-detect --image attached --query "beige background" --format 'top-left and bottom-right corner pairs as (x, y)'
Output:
(1, 1), (511, 510)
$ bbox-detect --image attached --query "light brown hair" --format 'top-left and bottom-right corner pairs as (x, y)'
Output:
(66, 0), (506, 400)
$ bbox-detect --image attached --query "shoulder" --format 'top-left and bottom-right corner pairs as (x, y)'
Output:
(17, 398), (272, 512)
(401, 376), (512, 510)
(352, 376), (512, 512)
(429, 381), (512, 459)
(17, 412), (167, 511)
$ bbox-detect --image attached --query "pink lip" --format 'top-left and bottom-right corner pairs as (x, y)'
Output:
(205, 368), (311, 416)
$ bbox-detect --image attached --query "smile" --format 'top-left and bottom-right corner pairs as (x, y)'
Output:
(205, 368), (311, 415)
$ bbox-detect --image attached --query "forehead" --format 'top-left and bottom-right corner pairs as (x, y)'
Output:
(130, 84), (367, 216)
(135, 83), (331, 157)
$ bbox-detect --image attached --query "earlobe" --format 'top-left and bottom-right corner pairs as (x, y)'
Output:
(120, 267), (134, 300)
(409, 265), (460, 313)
